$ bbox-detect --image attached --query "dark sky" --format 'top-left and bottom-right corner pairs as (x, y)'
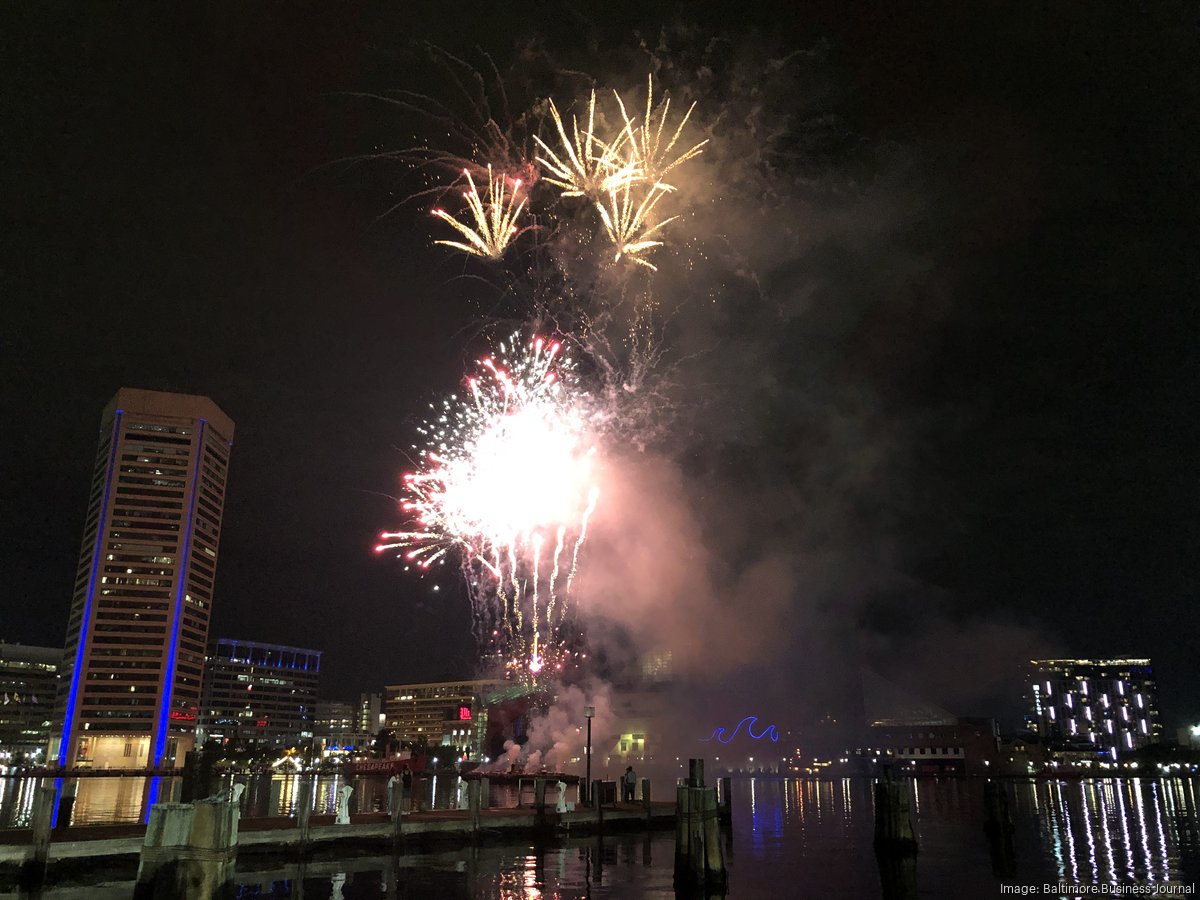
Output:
(1, 2), (1196, 730)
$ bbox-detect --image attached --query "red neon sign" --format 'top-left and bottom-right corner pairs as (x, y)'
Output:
(169, 711), (197, 722)
(458, 706), (472, 721)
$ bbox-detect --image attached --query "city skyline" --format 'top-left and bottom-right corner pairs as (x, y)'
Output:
(1, 3), (1196, 734)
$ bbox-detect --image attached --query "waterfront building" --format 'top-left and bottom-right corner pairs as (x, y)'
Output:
(857, 669), (1000, 774)
(0, 643), (60, 766)
(52, 388), (234, 769)
(383, 679), (505, 759)
(314, 699), (376, 756)
(1026, 658), (1162, 759)
(197, 639), (320, 752)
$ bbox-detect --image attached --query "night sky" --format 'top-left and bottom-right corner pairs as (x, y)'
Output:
(2, 2), (1196, 732)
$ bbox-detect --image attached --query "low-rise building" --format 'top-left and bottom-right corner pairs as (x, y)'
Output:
(197, 639), (320, 752)
(384, 679), (505, 759)
(0, 643), (60, 766)
(314, 698), (378, 756)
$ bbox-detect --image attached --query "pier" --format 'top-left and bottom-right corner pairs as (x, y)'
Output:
(0, 792), (677, 891)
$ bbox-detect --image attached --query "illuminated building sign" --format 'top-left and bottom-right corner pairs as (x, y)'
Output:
(701, 715), (779, 744)
(168, 711), (197, 722)
(458, 706), (472, 721)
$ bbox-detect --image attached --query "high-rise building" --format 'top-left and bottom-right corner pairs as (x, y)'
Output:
(53, 388), (234, 770)
(197, 639), (320, 751)
(0, 642), (60, 766)
(1026, 658), (1162, 759)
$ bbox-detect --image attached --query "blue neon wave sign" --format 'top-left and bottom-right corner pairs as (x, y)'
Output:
(701, 715), (779, 744)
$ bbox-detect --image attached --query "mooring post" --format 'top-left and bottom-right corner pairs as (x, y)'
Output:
(296, 778), (313, 852)
(873, 771), (918, 855)
(983, 779), (1016, 876)
(701, 785), (726, 885)
(641, 778), (651, 821)
(592, 779), (604, 831)
(134, 798), (240, 900)
(673, 784), (689, 881)
(388, 777), (404, 844)
(534, 777), (547, 811)
(720, 776), (732, 821)
(468, 779), (481, 834)
(673, 760), (726, 890)
(533, 777), (547, 829)
(54, 779), (78, 833)
(22, 783), (57, 889)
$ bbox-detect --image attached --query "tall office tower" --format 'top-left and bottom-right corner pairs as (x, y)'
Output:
(53, 388), (234, 770)
(1026, 658), (1162, 759)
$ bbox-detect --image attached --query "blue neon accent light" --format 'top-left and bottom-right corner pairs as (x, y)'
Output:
(59, 410), (123, 766)
(153, 418), (207, 767)
(49, 777), (64, 829)
(700, 715), (780, 744)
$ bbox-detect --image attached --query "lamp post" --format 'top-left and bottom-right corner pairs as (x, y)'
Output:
(584, 705), (595, 804)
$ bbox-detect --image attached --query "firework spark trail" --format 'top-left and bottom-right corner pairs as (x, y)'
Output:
(613, 74), (709, 191)
(546, 525), (566, 629)
(565, 486), (600, 599)
(377, 335), (600, 676)
(432, 165), (526, 259)
(534, 92), (635, 198)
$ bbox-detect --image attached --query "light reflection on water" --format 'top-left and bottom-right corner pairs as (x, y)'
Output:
(0, 776), (1196, 898)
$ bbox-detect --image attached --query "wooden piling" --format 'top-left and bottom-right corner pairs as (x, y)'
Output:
(592, 779), (604, 832)
(296, 778), (313, 852)
(20, 783), (57, 889)
(388, 778), (404, 844)
(719, 776), (732, 821)
(54, 779), (78, 833)
(534, 777), (547, 811)
(468, 779), (482, 834)
(673, 777), (726, 889)
(688, 757), (705, 788)
(873, 772), (918, 855)
(983, 779), (1016, 876)
(641, 778), (651, 822)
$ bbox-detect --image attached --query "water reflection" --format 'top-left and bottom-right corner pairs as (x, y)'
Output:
(1024, 777), (1193, 887)
(1, 775), (1197, 898)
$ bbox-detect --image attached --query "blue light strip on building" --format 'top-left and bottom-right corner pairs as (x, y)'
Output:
(153, 419), (207, 767)
(58, 410), (123, 766)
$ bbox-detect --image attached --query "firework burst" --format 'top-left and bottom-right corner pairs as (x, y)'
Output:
(595, 176), (677, 270)
(432, 165), (526, 260)
(377, 335), (601, 676)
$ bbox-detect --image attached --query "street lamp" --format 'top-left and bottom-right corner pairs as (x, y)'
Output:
(584, 706), (595, 804)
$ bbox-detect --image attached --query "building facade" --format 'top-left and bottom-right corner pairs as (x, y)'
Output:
(0, 643), (60, 766)
(1027, 658), (1162, 759)
(197, 639), (320, 752)
(53, 389), (234, 769)
(384, 679), (505, 759)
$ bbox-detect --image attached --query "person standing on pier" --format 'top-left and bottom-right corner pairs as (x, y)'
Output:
(623, 766), (637, 802)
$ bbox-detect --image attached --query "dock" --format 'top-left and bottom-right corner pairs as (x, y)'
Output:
(0, 801), (677, 882)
